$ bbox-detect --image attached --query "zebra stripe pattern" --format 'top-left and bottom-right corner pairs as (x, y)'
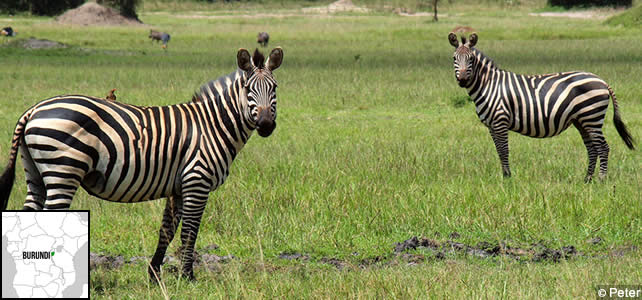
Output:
(0, 47), (284, 281)
(448, 33), (634, 181)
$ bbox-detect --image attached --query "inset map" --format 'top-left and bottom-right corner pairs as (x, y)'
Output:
(2, 211), (89, 299)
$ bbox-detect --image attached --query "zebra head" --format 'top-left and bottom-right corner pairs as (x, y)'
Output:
(237, 47), (283, 137)
(448, 32), (478, 87)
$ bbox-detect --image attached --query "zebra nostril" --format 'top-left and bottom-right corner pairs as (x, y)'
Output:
(256, 108), (272, 127)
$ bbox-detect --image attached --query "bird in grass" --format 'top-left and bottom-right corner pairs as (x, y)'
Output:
(257, 32), (269, 47)
(149, 30), (171, 49)
(1, 27), (17, 37)
(160, 32), (170, 49)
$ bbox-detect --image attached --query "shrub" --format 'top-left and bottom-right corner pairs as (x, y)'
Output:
(547, 0), (632, 8)
(604, 4), (642, 27)
(97, 0), (140, 19)
(0, 0), (85, 16)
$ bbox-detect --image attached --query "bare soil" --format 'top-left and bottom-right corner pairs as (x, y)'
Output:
(1, 38), (67, 49)
(302, 0), (369, 14)
(56, 2), (142, 26)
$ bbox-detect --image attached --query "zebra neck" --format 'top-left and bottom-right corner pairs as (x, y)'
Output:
(467, 49), (502, 102)
(190, 70), (254, 161)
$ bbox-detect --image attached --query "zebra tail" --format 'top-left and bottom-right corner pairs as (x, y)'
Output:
(0, 159), (16, 211)
(1, 113), (29, 210)
(609, 86), (635, 150)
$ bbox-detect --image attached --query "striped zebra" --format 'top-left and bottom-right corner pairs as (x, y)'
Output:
(0, 47), (284, 281)
(448, 33), (635, 182)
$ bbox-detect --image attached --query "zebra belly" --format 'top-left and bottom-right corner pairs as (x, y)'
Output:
(81, 141), (183, 203)
(509, 73), (609, 138)
(509, 112), (573, 138)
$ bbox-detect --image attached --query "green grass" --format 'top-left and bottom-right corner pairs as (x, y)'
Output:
(605, 4), (642, 26)
(1, 3), (641, 299)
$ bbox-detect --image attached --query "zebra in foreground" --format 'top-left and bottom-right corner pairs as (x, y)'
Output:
(0, 47), (284, 281)
(448, 33), (634, 182)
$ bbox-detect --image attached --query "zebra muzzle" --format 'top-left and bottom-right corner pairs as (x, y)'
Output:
(457, 73), (469, 87)
(256, 109), (276, 137)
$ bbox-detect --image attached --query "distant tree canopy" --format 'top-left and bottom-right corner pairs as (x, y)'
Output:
(0, 0), (84, 16)
(97, 0), (140, 20)
(548, 0), (632, 8)
(0, 0), (140, 19)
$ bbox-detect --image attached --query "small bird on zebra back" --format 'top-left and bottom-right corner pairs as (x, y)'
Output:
(257, 32), (269, 47)
(105, 88), (117, 101)
(0, 47), (284, 282)
(448, 32), (635, 182)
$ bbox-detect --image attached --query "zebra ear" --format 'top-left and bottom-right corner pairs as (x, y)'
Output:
(448, 32), (459, 48)
(469, 33), (478, 48)
(237, 48), (253, 72)
(267, 47), (283, 71)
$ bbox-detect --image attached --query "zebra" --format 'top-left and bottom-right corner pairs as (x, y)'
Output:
(448, 32), (635, 182)
(0, 47), (284, 281)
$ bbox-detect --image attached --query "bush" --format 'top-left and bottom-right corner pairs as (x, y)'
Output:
(0, 0), (85, 16)
(604, 4), (642, 27)
(547, 0), (632, 8)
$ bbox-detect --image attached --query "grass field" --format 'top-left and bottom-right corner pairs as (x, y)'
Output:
(1, 1), (641, 298)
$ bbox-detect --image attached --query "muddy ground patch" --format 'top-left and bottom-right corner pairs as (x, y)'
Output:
(90, 243), (233, 273)
(1, 37), (67, 49)
(90, 235), (637, 273)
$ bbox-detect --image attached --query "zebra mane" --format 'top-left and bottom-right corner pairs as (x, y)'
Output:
(472, 48), (499, 71)
(191, 70), (243, 103)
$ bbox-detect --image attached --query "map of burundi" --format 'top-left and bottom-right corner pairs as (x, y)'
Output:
(2, 211), (89, 298)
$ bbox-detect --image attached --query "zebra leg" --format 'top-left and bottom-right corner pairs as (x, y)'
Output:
(42, 176), (79, 210)
(20, 145), (45, 211)
(595, 133), (610, 180)
(178, 194), (209, 280)
(574, 121), (598, 183)
(489, 127), (511, 178)
(148, 195), (183, 283)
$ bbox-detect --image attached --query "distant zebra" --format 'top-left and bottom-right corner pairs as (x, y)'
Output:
(448, 33), (634, 181)
(149, 29), (170, 49)
(0, 47), (284, 281)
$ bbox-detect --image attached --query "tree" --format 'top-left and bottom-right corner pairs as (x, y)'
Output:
(97, 0), (140, 20)
(433, 0), (439, 22)
(0, 0), (84, 16)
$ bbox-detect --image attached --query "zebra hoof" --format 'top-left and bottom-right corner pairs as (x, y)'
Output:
(148, 265), (162, 284)
(584, 176), (593, 183)
(181, 271), (196, 281)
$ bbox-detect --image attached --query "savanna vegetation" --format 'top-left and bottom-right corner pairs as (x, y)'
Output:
(1, 0), (640, 298)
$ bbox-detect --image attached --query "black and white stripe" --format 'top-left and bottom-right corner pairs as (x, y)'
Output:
(1, 47), (284, 281)
(448, 33), (634, 181)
